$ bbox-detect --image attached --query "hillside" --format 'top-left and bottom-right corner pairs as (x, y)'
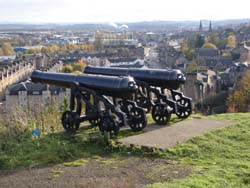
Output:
(0, 113), (249, 187)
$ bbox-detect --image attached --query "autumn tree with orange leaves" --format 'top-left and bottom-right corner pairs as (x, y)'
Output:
(227, 70), (250, 112)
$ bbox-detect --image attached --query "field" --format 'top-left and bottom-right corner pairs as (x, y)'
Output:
(0, 113), (250, 187)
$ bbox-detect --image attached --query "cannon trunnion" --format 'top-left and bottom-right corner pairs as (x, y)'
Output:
(31, 71), (147, 136)
(84, 66), (192, 125)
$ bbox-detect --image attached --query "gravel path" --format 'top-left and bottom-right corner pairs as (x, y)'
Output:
(119, 119), (231, 149)
(0, 157), (191, 188)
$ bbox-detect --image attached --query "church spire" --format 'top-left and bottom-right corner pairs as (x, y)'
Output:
(199, 20), (203, 32)
(209, 20), (212, 32)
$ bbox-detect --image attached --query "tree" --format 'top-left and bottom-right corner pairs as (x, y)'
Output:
(202, 43), (217, 49)
(185, 49), (194, 61)
(186, 61), (199, 73)
(73, 60), (87, 72)
(195, 34), (205, 48)
(49, 44), (59, 53)
(227, 70), (250, 112)
(2, 42), (14, 55)
(60, 45), (68, 52)
(94, 37), (103, 51)
(227, 35), (236, 48)
(207, 33), (219, 46)
(68, 44), (79, 50)
(182, 40), (194, 61)
(41, 47), (50, 54)
(25, 48), (41, 54)
(217, 38), (227, 50)
(62, 65), (73, 73)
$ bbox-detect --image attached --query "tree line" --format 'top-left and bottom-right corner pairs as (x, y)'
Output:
(0, 42), (103, 56)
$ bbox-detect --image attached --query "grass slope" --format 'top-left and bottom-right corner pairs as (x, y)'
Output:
(146, 113), (250, 188)
(1, 113), (250, 188)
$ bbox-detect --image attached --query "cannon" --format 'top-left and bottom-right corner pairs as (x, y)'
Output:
(84, 66), (192, 125)
(31, 70), (147, 136)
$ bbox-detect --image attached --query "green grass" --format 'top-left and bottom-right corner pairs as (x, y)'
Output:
(1, 112), (250, 188)
(146, 113), (250, 188)
(0, 130), (104, 170)
(0, 114), (155, 171)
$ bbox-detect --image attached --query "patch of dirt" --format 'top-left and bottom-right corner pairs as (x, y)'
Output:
(0, 157), (192, 188)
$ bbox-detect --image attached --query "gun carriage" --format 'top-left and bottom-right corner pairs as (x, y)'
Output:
(84, 66), (192, 125)
(31, 70), (147, 136)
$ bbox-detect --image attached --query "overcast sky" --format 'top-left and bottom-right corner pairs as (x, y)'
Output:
(0, 0), (249, 23)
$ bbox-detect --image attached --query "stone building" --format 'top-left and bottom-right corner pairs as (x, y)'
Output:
(0, 61), (36, 100)
(194, 48), (233, 70)
(220, 62), (250, 89)
(5, 82), (70, 114)
(158, 43), (179, 68)
(183, 70), (221, 102)
(0, 54), (63, 101)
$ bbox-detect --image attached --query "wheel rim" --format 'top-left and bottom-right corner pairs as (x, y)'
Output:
(128, 107), (147, 131)
(61, 111), (80, 132)
(151, 104), (171, 125)
(176, 99), (192, 118)
(99, 116), (119, 137)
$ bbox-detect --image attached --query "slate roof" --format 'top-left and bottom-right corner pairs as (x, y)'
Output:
(8, 82), (66, 95)
(108, 57), (137, 63)
(196, 48), (219, 57)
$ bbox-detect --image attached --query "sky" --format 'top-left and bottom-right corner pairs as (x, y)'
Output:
(0, 0), (249, 23)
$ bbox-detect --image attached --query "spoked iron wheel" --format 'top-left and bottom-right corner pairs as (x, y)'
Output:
(134, 94), (151, 113)
(61, 111), (80, 132)
(128, 107), (147, 131)
(151, 103), (171, 125)
(176, 98), (192, 119)
(99, 116), (119, 137)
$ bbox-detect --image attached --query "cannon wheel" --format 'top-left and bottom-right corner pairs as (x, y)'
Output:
(85, 106), (101, 127)
(99, 116), (119, 137)
(128, 107), (147, 131)
(61, 111), (80, 132)
(151, 103), (171, 125)
(176, 98), (192, 119)
(134, 94), (151, 112)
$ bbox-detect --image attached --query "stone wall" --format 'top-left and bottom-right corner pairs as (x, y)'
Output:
(5, 88), (70, 114)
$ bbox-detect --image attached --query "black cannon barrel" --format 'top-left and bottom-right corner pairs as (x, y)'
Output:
(84, 66), (186, 90)
(31, 70), (138, 98)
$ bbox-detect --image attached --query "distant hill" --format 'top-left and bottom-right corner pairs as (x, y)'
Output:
(0, 19), (248, 31)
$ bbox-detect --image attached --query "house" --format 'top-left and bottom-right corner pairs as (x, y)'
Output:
(195, 48), (220, 61)
(183, 70), (221, 102)
(220, 62), (250, 89)
(5, 82), (70, 114)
